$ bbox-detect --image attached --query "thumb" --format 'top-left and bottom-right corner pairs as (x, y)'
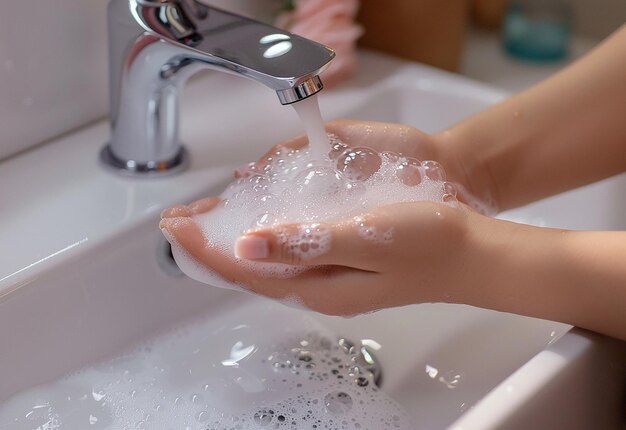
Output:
(234, 221), (377, 270)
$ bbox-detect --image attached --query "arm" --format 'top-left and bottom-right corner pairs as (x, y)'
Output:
(221, 201), (626, 340)
(473, 215), (626, 340)
(438, 24), (626, 211)
(160, 26), (626, 341)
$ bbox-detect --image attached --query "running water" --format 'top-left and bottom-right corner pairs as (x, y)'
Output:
(291, 95), (330, 160)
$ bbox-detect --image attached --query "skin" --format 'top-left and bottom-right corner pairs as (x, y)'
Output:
(161, 25), (626, 340)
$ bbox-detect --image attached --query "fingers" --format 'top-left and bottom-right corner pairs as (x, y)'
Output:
(325, 119), (435, 159)
(160, 216), (247, 286)
(160, 204), (192, 219)
(188, 197), (220, 215)
(234, 220), (382, 271)
(159, 216), (328, 301)
(161, 197), (220, 219)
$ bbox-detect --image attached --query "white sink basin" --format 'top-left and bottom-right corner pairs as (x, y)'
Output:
(0, 51), (623, 429)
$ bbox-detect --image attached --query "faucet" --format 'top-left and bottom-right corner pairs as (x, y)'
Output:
(101, 0), (335, 175)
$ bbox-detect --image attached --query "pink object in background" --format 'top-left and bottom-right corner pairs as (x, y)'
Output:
(276, 0), (364, 88)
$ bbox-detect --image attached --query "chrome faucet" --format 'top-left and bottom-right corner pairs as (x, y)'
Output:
(101, 0), (335, 175)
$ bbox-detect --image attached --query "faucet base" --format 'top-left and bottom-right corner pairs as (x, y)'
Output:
(99, 145), (189, 177)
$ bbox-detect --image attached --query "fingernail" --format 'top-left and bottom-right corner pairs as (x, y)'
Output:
(235, 235), (269, 260)
(159, 219), (174, 244)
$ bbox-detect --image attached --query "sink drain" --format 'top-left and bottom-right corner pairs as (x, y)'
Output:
(338, 338), (383, 388)
(156, 237), (184, 277)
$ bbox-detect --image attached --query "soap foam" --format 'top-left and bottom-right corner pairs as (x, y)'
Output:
(276, 223), (332, 262)
(0, 302), (413, 429)
(168, 94), (459, 289)
(171, 133), (457, 290)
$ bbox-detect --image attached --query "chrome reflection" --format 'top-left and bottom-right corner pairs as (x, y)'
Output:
(103, 0), (334, 175)
(263, 40), (293, 59)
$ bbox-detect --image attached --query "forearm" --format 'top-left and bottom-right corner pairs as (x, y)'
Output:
(439, 24), (626, 211)
(470, 216), (626, 340)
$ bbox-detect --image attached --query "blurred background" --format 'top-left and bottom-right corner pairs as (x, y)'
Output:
(1, 0), (625, 160)
(357, 0), (626, 92)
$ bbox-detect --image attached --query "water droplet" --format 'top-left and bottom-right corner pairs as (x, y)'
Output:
(92, 390), (106, 402)
(438, 371), (462, 389)
(297, 350), (313, 362)
(338, 338), (355, 355)
(324, 391), (353, 415)
(196, 411), (209, 422)
(253, 409), (274, 426)
(425, 365), (438, 379)
(355, 376), (369, 387)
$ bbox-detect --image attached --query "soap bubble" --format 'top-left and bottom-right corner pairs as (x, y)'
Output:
(324, 391), (353, 415)
(422, 160), (446, 181)
(327, 135), (349, 160)
(395, 157), (423, 186)
(336, 146), (382, 182)
(296, 166), (346, 197)
(251, 212), (278, 229)
(0, 303), (414, 429)
(443, 181), (458, 198)
(253, 409), (275, 426)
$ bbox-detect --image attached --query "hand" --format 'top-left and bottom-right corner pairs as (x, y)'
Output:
(160, 199), (487, 316)
(235, 119), (498, 214)
(159, 119), (497, 315)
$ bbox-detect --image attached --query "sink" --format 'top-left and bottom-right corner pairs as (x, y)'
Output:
(0, 51), (624, 429)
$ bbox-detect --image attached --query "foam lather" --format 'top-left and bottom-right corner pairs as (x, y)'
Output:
(171, 133), (456, 290)
(0, 302), (413, 429)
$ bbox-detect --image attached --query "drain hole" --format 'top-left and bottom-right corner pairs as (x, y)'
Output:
(338, 338), (383, 388)
(157, 237), (184, 277)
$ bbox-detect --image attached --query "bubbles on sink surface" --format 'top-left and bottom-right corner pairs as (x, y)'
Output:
(169, 128), (456, 290)
(424, 365), (464, 390)
(0, 302), (412, 429)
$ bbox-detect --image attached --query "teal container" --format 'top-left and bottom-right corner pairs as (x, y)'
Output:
(503, 0), (571, 62)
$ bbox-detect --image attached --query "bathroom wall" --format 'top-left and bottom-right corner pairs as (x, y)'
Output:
(1, 0), (623, 162)
(0, 1), (109, 161)
(0, 0), (285, 162)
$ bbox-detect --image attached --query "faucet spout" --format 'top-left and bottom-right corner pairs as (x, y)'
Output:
(102, 0), (335, 175)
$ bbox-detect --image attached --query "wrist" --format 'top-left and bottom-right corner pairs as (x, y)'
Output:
(452, 210), (514, 308)
(434, 126), (500, 214)
(465, 214), (575, 324)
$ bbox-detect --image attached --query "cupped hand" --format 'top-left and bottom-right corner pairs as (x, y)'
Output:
(160, 197), (487, 316)
(159, 119), (499, 315)
(235, 119), (497, 214)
